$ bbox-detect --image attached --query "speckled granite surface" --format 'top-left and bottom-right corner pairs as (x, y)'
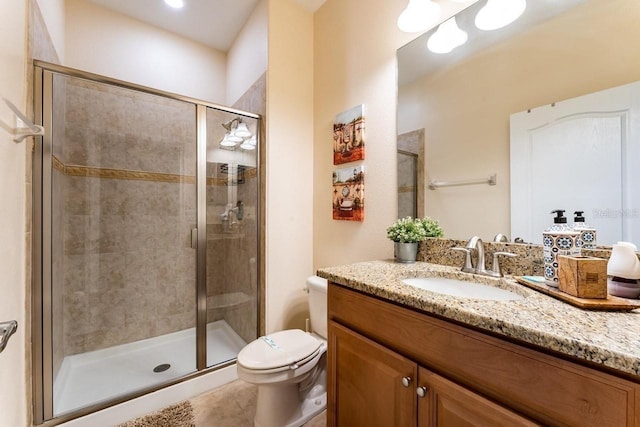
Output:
(317, 260), (640, 379)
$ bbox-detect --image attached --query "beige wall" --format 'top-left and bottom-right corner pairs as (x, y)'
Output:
(65, 0), (228, 104)
(398, 0), (640, 241)
(0, 0), (28, 426)
(265, 0), (314, 332)
(226, 0), (268, 106)
(312, 0), (463, 269)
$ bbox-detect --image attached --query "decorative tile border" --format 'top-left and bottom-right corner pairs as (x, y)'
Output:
(53, 155), (256, 186)
(398, 185), (415, 193)
(52, 155), (64, 173)
(64, 164), (196, 184)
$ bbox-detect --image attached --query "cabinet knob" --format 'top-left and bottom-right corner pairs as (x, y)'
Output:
(401, 376), (412, 387)
(416, 386), (428, 398)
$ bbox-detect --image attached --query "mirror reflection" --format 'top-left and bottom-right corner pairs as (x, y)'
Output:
(397, 0), (640, 246)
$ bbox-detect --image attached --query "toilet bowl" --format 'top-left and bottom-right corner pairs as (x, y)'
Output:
(237, 276), (328, 427)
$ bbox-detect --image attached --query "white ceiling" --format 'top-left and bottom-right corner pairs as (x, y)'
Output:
(87, 0), (326, 52)
(398, 0), (586, 86)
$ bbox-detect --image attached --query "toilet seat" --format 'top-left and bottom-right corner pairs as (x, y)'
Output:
(238, 329), (322, 373)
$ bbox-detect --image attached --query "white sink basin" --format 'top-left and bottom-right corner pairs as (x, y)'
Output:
(402, 277), (524, 301)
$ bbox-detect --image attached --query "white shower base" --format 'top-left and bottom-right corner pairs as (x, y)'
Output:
(54, 320), (246, 416)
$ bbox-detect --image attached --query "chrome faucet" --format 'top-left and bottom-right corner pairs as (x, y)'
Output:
(452, 236), (516, 277)
(467, 236), (488, 275)
(493, 233), (509, 242)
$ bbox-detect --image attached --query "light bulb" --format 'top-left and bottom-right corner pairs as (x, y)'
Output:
(240, 141), (256, 150)
(475, 0), (526, 31)
(234, 122), (252, 138)
(397, 0), (442, 33)
(164, 0), (184, 9)
(220, 133), (238, 147)
(427, 17), (468, 54)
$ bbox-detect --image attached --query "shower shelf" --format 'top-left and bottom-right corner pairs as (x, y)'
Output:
(207, 292), (253, 310)
(207, 232), (245, 241)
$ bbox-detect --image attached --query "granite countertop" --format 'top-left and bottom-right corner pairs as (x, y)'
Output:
(317, 260), (640, 379)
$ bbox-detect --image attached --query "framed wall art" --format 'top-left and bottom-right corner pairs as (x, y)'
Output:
(333, 104), (365, 165)
(332, 165), (364, 221)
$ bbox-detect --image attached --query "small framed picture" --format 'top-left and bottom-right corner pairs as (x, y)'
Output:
(333, 105), (365, 165)
(332, 166), (364, 221)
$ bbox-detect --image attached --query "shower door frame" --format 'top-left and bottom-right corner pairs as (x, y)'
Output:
(32, 61), (263, 425)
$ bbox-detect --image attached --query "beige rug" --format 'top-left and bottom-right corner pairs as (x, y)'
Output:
(118, 401), (195, 427)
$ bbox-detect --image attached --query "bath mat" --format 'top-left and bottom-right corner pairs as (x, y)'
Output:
(117, 401), (195, 427)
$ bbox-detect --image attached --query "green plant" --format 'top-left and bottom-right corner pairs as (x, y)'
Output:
(386, 217), (428, 243)
(418, 216), (444, 238)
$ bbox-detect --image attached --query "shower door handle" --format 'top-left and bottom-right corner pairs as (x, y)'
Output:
(0, 320), (18, 354)
(191, 228), (198, 249)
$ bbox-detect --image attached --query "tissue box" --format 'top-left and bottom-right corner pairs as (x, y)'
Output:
(558, 255), (607, 299)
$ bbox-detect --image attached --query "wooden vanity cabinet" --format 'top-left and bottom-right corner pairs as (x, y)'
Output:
(327, 283), (640, 427)
(329, 321), (537, 426)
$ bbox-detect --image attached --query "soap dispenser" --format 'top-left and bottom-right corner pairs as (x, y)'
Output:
(573, 211), (597, 249)
(543, 210), (581, 287)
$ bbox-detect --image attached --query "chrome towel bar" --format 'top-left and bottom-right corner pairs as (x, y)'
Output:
(2, 96), (45, 143)
(428, 173), (496, 190)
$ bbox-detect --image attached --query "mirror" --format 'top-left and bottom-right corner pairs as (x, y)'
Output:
(397, 0), (640, 246)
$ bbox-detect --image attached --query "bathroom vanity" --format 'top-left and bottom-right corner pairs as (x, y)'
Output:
(318, 261), (640, 426)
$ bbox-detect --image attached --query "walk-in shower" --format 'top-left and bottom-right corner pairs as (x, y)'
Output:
(32, 61), (261, 424)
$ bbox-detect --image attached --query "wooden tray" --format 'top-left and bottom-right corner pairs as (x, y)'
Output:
(515, 276), (640, 311)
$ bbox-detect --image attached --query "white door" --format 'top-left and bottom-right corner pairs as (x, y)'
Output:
(510, 81), (640, 246)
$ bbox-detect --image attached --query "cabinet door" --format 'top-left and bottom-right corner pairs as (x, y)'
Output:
(418, 367), (540, 427)
(328, 321), (417, 427)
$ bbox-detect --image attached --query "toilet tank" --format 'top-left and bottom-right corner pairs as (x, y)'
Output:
(307, 276), (328, 339)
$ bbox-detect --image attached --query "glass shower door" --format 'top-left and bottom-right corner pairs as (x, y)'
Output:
(204, 107), (259, 367)
(398, 150), (418, 219)
(45, 72), (198, 416)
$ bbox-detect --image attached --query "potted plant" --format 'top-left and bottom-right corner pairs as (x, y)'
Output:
(387, 217), (428, 263)
(418, 216), (444, 238)
(387, 216), (444, 263)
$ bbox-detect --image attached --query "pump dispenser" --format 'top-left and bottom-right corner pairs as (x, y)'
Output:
(543, 209), (580, 286)
(573, 211), (597, 249)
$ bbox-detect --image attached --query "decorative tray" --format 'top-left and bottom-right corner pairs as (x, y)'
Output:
(515, 276), (640, 311)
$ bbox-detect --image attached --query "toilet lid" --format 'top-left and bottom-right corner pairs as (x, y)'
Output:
(238, 329), (322, 370)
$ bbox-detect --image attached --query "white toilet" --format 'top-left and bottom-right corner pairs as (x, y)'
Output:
(237, 276), (328, 427)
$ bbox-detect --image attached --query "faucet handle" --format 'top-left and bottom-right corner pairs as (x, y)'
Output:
(451, 247), (474, 273)
(493, 233), (509, 242)
(491, 252), (517, 277)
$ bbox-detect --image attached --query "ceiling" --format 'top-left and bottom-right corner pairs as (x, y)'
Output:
(87, 0), (326, 52)
(398, 0), (585, 86)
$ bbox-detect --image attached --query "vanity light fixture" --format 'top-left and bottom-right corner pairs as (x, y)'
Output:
(475, 0), (526, 31)
(398, 0), (442, 33)
(427, 17), (468, 54)
(220, 117), (254, 149)
(164, 0), (184, 9)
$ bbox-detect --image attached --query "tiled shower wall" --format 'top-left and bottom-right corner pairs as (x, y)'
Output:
(58, 77), (197, 356)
